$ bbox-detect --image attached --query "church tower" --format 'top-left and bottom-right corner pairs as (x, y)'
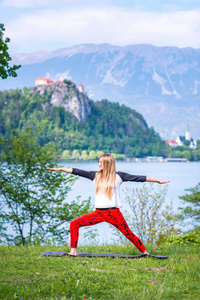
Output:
(78, 84), (84, 93)
(185, 124), (190, 141)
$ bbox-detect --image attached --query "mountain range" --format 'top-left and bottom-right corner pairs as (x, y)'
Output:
(1, 43), (200, 139)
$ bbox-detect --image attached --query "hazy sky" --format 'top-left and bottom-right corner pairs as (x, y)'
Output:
(1, 0), (200, 53)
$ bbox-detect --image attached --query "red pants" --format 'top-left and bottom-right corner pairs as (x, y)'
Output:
(70, 208), (146, 252)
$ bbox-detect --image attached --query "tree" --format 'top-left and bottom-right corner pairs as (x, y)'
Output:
(184, 140), (190, 147)
(72, 149), (80, 160)
(0, 129), (92, 245)
(184, 150), (192, 161)
(192, 150), (200, 161)
(89, 150), (97, 160)
(81, 150), (88, 161)
(62, 149), (70, 160)
(179, 182), (200, 230)
(96, 150), (104, 158)
(0, 24), (21, 79)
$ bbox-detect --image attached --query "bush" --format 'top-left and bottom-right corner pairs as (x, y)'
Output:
(166, 231), (200, 245)
(112, 184), (180, 245)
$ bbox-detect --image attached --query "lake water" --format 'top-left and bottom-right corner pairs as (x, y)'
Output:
(60, 161), (200, 245)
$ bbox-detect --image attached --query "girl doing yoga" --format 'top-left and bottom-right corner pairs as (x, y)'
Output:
(47, 154), (170, 256)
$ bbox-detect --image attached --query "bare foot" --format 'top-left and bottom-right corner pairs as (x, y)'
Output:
(143, 250), (149, 255)
(68, 248), (77, 256)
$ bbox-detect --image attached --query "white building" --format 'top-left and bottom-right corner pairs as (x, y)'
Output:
(165, 140), (178, 147)
(176, 129), (197, 149)
(176, 136), (186, 146)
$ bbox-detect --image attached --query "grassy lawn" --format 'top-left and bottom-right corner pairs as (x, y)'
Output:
(0, 243), (199, 300)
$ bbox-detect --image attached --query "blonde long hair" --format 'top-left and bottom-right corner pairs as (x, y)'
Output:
(95, 154), (116, 199)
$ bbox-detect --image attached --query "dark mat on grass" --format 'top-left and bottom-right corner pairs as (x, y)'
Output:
(40, 251), (168, 259)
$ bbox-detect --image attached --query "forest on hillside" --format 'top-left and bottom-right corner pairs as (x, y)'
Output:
(0, 87), (167, 157)
(1, 87), (199, 160)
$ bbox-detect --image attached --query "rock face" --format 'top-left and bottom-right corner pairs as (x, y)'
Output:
(32, 83), (91, 122)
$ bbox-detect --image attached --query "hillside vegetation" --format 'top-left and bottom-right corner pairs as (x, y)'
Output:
(0, 86), (167, 157)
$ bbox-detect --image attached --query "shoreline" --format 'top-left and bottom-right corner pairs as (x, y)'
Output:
(59, 157), (191, 163)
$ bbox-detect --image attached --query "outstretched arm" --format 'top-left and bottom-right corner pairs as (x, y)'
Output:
(46, 168), (72, 173)
(46, 168), (96, 180)
(146, 177), (170, 184)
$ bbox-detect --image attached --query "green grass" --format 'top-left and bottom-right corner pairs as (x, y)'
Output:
(0, 243), (200, 300)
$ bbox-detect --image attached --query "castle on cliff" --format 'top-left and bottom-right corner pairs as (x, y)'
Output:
(35, 77), (84, 93)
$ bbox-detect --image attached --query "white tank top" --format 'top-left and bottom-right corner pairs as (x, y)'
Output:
(94, 174), (123, 208)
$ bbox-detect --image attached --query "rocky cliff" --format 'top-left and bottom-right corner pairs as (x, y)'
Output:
(31, 83), (91, 122)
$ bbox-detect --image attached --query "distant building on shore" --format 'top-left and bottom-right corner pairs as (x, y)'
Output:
(166, 127), (197, 149)
(165, 140), (178, 147)
(165, 158), (188, 162)
(176, 130), (197, 149)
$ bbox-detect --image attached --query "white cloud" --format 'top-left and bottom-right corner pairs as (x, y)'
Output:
(5, 7), (200, 53)
(1, 0), (65, 8)
(1, 0), (49, 7)
(0, 0), (93, 8)
(2, 0), (199, 11)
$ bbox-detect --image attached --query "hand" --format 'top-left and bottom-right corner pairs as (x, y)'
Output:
(158, 180), (170, 184)
(46, 168), (62, 171)
(146, 177), (170, 184)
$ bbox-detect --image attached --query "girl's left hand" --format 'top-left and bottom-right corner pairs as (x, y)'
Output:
(158, 180), (170, 184)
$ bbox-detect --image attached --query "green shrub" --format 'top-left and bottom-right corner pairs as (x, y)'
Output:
(166, 231), (200, 245)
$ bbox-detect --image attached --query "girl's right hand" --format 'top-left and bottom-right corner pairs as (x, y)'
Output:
(46, 168), (62, 171)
